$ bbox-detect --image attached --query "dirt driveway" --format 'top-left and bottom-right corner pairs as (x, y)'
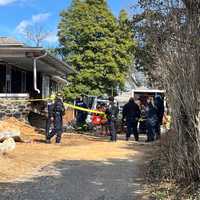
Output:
(0, 134), (153, 200)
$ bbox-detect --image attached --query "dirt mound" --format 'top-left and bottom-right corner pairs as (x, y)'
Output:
(0, 138), (16, 155)
(0, 117), (43, 142)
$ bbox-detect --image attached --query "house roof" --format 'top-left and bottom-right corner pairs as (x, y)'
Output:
(133, 88), (165, 94)
(0, 37), (24, 47)
(0, 37), (76, 76)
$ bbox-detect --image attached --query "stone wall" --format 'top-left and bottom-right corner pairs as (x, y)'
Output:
(0, 98), (31, 120)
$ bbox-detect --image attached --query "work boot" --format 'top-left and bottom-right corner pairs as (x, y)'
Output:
(155, 134), (161, 140)
(134, 135), (139, 141)
(56, 136), (61, 144)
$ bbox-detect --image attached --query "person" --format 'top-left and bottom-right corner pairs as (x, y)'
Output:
(46, 99), (55, 143)
(75, 96), (88, 130)
(154, 94), (165, 139)
(99, 103), (110, 136)
(145, 97), (158, 142)
(53, 94), (65, 143)
(122, 97), (141, 141)
(138, 104), (147, 134)
(105, 96), (119, 142)
(92, 104), (103, 135)
(46, 93), (65, 144)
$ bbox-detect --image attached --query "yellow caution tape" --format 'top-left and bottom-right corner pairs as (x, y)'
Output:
(64, 102), (105, 115)
(0, 97), (105, 115)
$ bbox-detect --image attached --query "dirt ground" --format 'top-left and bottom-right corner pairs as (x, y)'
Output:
(0, 117), (157, 199)
(0, 132), (147, 183)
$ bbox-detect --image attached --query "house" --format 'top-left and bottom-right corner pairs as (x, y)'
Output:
(0, 37), (75, 120)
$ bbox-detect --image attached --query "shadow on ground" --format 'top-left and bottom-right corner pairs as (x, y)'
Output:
(0, 156), (145, 200)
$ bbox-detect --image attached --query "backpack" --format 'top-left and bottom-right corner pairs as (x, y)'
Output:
(54, 99), (65, 115)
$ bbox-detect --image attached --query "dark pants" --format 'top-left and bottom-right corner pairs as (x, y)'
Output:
(108, 120), (117, 141)
(139, 120), (146, 134)
(126, 120), (138, 141)
(155, 122), (161, 139)
(146, 120), (155, 141)
(47, 128), (62, 143)
(76, 112), (87, 124)
(46, 112), (63, 143)
(46, 117), (52, 139)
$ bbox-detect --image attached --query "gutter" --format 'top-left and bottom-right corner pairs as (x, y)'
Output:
(33, 52), (48, 94)
(51, 75), (69, 85)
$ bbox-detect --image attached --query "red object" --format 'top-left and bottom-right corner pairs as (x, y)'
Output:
(92, 115), (102, 125)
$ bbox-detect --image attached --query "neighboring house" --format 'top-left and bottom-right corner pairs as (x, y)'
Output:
(0, 37), (75, 120)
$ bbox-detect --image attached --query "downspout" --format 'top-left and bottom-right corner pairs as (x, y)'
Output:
(33, 52), (48, 94)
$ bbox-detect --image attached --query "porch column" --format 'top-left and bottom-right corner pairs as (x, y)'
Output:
(42, 75), (50, 98)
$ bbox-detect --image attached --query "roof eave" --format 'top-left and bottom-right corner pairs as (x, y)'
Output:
(0, 47), (76, 75)
(46, 54), (77, 74)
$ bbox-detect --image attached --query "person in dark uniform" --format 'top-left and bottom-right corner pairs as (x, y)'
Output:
(104, 96), (119, 142)
(75, 96), (88, 130)
(154, 94), (164, 140)
(145, 97), (158, 142)
(122, 97), (141, 141)
(46, 99), (55, 143)
(53, 95), (65, 143)
(138, 104), (147, 134)
(46, 93), (65, 144)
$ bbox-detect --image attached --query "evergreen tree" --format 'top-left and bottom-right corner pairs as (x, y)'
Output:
(116, 9), (136, 87)
(58, 0), (135, 99)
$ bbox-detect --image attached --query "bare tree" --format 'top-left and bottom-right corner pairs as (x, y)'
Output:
(133, 0), (200, 183)
(25, 23), (50, 47)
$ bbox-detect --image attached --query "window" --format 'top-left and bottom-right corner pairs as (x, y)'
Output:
(11, 66), (21, 93)
(21, 71), (27, 93)
(0, 64), (28, 94)
(42, 75), (50, 98)
(6, 65), (11, 93)
(0, 64), (6, 93)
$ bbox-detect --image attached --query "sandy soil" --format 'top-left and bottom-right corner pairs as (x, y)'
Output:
(0, 117), (43, 141)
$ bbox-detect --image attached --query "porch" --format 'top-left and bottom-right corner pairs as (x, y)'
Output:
(0, 37), (75, 119)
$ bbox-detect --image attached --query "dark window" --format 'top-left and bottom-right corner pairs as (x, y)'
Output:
(21, 71), (26, 93)
(26, 71), (33, 93)
(1, 65), (28, 94)
(6, 65), (11, 93)
(11, 66), (22, 93)
(0, 64), (6, 93)
(0, 64), (43, 97)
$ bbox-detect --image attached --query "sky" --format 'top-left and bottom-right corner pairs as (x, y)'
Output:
(0, 0), (137, 47)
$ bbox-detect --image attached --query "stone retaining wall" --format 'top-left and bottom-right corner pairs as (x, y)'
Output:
(0, 98), (31, 120)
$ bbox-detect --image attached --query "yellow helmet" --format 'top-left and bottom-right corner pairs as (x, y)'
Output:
(56, 92), (62, 98)
(50, 94), (56, 100)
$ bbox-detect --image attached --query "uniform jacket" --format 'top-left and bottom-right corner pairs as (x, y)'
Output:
(122, 101), (141, 121)
(145, 103), (158, 127)
(53, 98), (65, 132)
(154, 96), (164, 124)
(75, 101), (88, 122)
(107, 103), (119, 121)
